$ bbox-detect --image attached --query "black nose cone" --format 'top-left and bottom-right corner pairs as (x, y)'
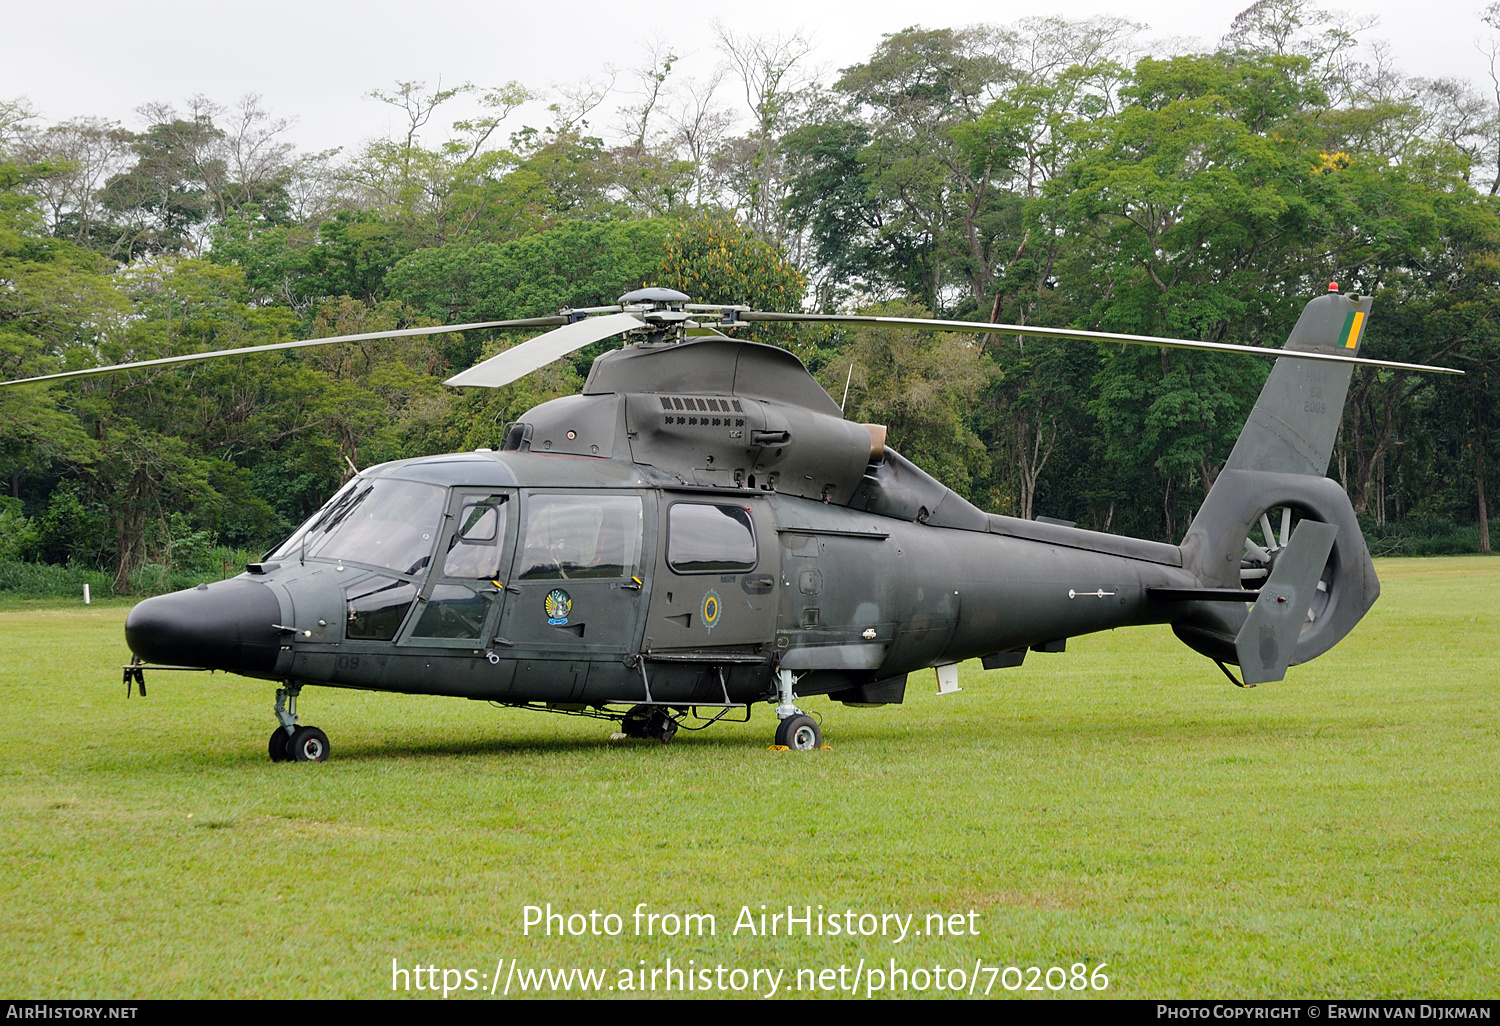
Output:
(125, 579), (283, 673)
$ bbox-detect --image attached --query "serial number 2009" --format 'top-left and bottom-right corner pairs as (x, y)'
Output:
(988, 963), (1109, 992)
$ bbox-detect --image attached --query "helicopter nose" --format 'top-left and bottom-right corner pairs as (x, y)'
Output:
(125, 579), (284, 673)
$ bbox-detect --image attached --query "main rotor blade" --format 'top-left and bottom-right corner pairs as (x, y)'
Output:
(0, 317), (569, 388)
(738, 312), (1463, 376)
(444, 311), (644, 388)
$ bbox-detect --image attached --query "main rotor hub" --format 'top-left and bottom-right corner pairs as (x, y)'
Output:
(618, 287), (690, 311)
(615, 287), (694, 339)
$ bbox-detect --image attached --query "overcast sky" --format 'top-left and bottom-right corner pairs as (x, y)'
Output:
(4, 0), (1495, 153)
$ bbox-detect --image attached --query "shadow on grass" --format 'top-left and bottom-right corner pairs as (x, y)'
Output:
(325, 729), (792, 762)
(206, 719), (795, 763)
(146, 695), (1356, 769)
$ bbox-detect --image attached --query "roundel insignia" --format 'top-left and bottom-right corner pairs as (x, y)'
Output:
(545, 588), (572, 625)
(701, 590), (721, 632)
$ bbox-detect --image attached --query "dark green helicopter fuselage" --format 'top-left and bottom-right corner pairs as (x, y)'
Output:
(124, 292), (1382, 737)
(125, 447), (1206, 710)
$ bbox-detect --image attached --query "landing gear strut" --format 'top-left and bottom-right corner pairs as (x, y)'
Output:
(270, 683), (330, 762)
(772, 668), (822, 750)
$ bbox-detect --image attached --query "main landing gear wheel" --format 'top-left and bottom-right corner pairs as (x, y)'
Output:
(771, 668), (824, 751)
(775, 714), (822, 751)
(268, 728), (292, 763)
(288, 725), (330, 762)
(620, 704), (678, 743)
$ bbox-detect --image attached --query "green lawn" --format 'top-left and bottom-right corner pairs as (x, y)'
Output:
(1, 557), (1495, 999)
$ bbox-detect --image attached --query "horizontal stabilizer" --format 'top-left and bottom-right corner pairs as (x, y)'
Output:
(1234, 520), (1339, 685)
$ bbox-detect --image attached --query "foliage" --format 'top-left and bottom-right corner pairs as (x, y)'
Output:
(209, 209), (419, 307)
(659, 210), (805, 309)
(821, 301), (990, 498)
(2, 16), (1499, 571)
(388, 217), (674, 380)
(0, 496), (37, 560)
(0, 559), (112, 598)
(388, 218), (673, 323)
(0, 160), (117, 499)
(1363, 517), (1500, 557)
(658, 211), (809, 353)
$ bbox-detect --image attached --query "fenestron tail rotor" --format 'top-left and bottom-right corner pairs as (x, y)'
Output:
(1241, 506), (1331, 624)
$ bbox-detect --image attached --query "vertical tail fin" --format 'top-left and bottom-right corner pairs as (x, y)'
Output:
(1174, 291), (1379, 678)
(1220, 290), (1372, 477)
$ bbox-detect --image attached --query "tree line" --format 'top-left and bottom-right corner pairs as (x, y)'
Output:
(1, 0), (1496, 594)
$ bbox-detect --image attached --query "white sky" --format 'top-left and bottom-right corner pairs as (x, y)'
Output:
(3, 0), (1495, 154)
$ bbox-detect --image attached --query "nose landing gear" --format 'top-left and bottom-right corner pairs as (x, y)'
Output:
(269, 684), (331, 762)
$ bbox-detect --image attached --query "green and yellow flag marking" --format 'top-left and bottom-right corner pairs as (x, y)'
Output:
(1338, 310), (1366, 349)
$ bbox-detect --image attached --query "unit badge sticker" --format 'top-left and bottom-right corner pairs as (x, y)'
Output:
(545, 589), (572, 625)
(702, 590), (721, 633)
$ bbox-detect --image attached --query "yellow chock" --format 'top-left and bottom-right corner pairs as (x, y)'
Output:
(767, 745), (790, 752)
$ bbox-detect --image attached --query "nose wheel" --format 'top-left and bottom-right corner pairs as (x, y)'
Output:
(286, 726), (330, 761)
(269, 684), (331, 762)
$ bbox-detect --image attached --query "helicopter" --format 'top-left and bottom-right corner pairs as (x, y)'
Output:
(0, 285), (1461, 758)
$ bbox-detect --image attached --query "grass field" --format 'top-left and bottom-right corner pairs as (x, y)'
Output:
(1, 556), (1495, 999)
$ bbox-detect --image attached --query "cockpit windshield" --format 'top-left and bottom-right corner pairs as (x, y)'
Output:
(269, 478), (445, 576)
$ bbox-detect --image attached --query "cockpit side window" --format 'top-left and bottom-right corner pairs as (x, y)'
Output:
(439, 494), (509, 579)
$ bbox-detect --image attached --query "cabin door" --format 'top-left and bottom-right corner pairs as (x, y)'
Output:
(496, 490), (653, 659)
(644, 493), (778, 651)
